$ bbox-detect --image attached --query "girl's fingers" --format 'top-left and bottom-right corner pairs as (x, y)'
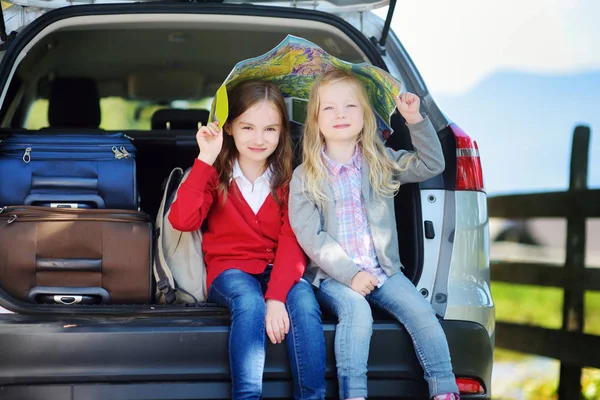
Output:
(197, 127), (211, 138)
(207, 123), (219, 136)
(275, 321), (281, 343)
(267, 315), (286, 343)
(397, 92), (419, 107)
(275, 318), (283, 343)
(283, 312), (290, 335)
(278, 315), (287, 342)
(265, 320), (277, 344)
(407, 94), (419, 105)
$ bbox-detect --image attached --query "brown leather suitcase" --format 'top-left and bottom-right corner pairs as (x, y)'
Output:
(0, 206), (152, 304)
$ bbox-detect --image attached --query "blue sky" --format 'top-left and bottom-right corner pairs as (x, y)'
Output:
(437, 72), (599, 195)
(377, 0), (599, 195)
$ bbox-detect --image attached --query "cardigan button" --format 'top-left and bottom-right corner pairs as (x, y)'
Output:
(266, 248), (272, 252)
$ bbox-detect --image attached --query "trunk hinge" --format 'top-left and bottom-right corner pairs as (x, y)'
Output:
(370, 0), (396, 55)
(0, 6), (17, 47)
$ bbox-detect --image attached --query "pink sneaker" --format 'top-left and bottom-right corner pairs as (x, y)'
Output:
(432, 394), (460, 400)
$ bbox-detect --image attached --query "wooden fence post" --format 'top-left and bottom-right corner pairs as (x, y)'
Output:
(558, 125), (591, 399)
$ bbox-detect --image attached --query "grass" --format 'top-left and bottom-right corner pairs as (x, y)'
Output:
(492, 283), (564, 330)
(509, 368), (600, 400)
(585, 291), (600, 335)
(492, 282), (600, 399)
(491, 282), (600, 338)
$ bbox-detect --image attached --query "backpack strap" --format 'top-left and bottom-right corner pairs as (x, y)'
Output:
(153, 167), (182, 304)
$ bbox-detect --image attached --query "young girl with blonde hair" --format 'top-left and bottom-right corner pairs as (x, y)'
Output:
(289, 69), (459, 400)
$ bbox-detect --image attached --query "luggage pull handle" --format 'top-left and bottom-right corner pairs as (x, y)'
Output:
(23, 194), (105, 209)
(27, 286), (111, 305)
(23, 176), (105, 209)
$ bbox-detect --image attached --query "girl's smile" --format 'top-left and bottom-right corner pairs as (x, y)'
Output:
(228, 100), (281, 179)
(318, 80), (364, 144)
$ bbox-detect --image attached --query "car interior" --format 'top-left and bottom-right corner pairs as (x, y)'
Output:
(0, 16), (424, 309)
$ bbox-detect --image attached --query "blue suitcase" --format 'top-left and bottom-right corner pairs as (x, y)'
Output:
(0, 133), (137, 209)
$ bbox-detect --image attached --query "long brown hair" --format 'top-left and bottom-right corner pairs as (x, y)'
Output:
(302, 69), (415, 204)
(214, 80), (293, 205)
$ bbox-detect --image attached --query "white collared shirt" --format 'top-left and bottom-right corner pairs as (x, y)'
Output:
(232, 159), (273, 215)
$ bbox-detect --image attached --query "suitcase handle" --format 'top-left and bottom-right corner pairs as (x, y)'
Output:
(31, 176), (98, 191)
(27, 286), (111, 304)
(23, 193), (106, 209)
(37, 294), (102, 305)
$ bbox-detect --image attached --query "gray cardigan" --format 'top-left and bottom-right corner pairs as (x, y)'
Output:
(288, 116), (445, 288)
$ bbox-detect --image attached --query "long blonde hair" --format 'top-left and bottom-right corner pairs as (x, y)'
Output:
(302, 69), (413, 204)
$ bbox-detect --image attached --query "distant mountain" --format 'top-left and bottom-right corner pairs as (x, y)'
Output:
(434, 71), (600, 195)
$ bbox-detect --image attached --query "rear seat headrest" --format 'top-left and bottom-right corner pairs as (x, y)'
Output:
(48, 77), (101, 129)
(151, 109), (209, 130)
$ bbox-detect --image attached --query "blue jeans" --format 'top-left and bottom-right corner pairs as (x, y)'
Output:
(316, 272), (458, 399)
(208, 267), (326, 400)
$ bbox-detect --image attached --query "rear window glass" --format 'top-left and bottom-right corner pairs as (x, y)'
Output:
(25, 97), (213, 130)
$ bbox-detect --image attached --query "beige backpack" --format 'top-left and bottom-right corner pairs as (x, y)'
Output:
(153, 167), (207, 305)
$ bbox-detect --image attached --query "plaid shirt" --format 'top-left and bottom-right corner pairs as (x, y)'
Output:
(322, 147), (388, 286)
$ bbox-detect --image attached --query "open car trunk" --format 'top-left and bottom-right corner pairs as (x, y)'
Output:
(0, 2), (425, 315)
(0, 5), (497, 400)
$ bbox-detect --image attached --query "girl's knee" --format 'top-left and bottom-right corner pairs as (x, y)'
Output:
(318, 281), (373, 327)
(230, 291), (266, 317)
(409, 295), (438, 319)
(340, 296), (373, 326)
(286, 281), (320, 312)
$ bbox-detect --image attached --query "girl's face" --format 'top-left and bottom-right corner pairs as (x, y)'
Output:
(317, 80), (364, 145)
(228, 100), (282, 169)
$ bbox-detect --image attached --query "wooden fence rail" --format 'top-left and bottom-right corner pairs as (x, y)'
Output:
(488, 125), (599, 399)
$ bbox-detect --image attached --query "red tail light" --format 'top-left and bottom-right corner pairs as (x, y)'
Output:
(450, 124), (484, 191)
(456, 377), (485, 394)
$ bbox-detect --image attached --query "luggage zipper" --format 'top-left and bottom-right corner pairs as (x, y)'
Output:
(15, 146), (130, 163)
(22, 147), (31, 163)
(119, 146), (132, 158)
(0, 206), (149, 224)
(112, 146), (130, 159)
(2, 215), (145, 224)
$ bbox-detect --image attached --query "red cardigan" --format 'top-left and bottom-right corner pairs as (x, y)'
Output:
(168, 159), (307, 302)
